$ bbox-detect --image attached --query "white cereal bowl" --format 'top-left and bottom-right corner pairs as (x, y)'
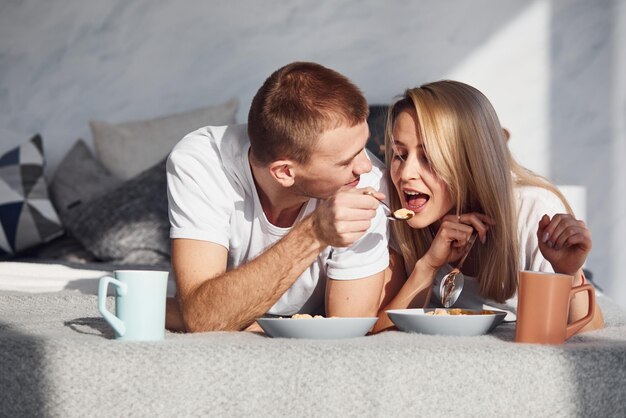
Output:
(386, 308), (507, 336)
(257, 317), (378, 339)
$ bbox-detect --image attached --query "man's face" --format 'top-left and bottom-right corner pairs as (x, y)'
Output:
(291, 121), (372, 199)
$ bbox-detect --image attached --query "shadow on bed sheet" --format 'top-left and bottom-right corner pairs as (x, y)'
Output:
(64, 317), (114, 338)
(566, 296), (626, 416)
(565, 336), (626, 416)
(18, 257), (171, 272)
(489, 295), (626, 416)
(0, 323), (47, 417)
(482, 295), (626, 415)
(64, 279), (106, 295)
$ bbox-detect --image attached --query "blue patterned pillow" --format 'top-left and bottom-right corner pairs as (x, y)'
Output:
(0, 135), (64, 257)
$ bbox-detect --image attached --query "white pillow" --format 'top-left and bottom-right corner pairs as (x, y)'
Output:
(90, 98), (238, 179)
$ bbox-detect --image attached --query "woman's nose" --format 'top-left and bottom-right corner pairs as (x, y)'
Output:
(399, 156), (421, 181)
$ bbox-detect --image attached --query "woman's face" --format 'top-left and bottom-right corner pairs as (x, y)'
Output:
(389, 109), (454, 229)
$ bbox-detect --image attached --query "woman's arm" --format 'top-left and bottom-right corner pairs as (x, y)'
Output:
(537, 214), (604, 331)
(372, 212), (493, 333)
(371, 251), (437, 333)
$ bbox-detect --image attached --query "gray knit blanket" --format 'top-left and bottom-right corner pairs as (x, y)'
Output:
(1, 291), (625, 418)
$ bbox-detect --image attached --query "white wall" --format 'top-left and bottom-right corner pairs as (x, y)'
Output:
(1, 0), (624, 307)
(611, 0), (626, 309)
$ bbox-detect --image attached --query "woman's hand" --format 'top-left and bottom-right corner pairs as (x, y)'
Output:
(537, 214), (591, 275)
(422, 212), (494, 270)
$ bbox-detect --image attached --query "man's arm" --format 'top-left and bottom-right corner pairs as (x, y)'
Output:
(325, 272), (384, 318)
(171, 187), (382, 332)
(173, 215), (326, 332)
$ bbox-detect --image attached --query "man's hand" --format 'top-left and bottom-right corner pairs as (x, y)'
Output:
(312, 187), (381, 248)
(537, 213), (591, 275)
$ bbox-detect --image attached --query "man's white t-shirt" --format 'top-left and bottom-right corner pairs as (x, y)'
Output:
(430, 185), (568, 318)
(167, 124), (390, 315)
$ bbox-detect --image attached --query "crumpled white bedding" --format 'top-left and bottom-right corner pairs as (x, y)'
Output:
(0, 260), (175, 296)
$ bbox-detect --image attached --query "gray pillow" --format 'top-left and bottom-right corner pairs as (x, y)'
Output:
(17, 234), (95, 264)
(63, 159), (170, 264)
(49, 139), (122, 215)
(91, 98), (238, 180)
(366, 105), (388, 162)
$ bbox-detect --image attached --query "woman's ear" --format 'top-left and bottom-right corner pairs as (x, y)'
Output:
(269, 160), (296, 187)
(502, 128), (511, 142)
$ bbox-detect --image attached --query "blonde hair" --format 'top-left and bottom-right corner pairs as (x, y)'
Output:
(384, 80), (572, 302)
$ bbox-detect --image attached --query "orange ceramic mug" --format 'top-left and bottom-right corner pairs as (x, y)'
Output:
(515, 271), (595, 344)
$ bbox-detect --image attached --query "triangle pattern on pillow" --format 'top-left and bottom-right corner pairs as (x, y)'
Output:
(0, 165), (23, 197)
(0, 202), (23, 252)
(26, 175), (48, 200)
(0, 222), (11, 255)
(0, 177), (23, 204)
(29, 198), (62, 224)
(15, 204), (41, 252)
(21, 164), (44, 197)
(0, 135), (63, 257)
(29, 202), (63, 242)
(0, 147), (19, 167)
(18, 136), (44, 165)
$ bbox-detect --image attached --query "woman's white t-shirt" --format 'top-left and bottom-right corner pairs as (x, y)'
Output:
(430, 185), (568, 318)
(167, 124), (390, 315)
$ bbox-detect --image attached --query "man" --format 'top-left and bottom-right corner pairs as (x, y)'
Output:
(166, 62), (389, 332)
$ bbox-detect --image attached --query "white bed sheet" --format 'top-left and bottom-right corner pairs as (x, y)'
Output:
(0, 261), (175, 295)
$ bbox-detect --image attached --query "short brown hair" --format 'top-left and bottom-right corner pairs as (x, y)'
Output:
(248, 62), (368, 166)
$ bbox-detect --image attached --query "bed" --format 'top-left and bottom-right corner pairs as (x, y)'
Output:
(0, 274), (625, 417)
(2, 102), (625, 417)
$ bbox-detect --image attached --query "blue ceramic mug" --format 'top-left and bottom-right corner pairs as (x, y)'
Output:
(98, 270), (169, 341)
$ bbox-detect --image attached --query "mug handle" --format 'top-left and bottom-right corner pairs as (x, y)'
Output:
(98, 275), (128, 337)
(565, 284), (596, 340)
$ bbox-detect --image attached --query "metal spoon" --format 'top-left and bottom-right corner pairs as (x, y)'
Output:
(440, 231), (478, 307)
(364, 191), (414, 221)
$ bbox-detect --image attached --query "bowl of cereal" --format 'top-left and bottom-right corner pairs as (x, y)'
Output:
(386, 308), (507, 336)
(257, 314), (378, 339)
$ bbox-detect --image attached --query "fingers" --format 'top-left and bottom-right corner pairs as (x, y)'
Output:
(331, 220), (375, 246)
(439, 222), (472, 243)
(425, 224), (470, 268)
(322, 189), (380, 223)
(539, 213), (591, 251)
(424, 211), (489, 268)
(313, 210), (374, 247)
(536, 213), (592, 275)
(538, 213), (551, 230)
(445, 212), (495, 244)
(314, 188), (383, 247)
(360, 187), (386, 206)
(333, 187), (382, 211)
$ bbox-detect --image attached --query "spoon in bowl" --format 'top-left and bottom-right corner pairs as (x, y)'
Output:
(364, 191), (414, 221)
(440, 231), (478, 307)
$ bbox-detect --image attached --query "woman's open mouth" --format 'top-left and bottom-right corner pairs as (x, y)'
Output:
(404, 191), (430, 212)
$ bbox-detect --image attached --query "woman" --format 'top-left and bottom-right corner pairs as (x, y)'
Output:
(373, 80), (604, 333)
